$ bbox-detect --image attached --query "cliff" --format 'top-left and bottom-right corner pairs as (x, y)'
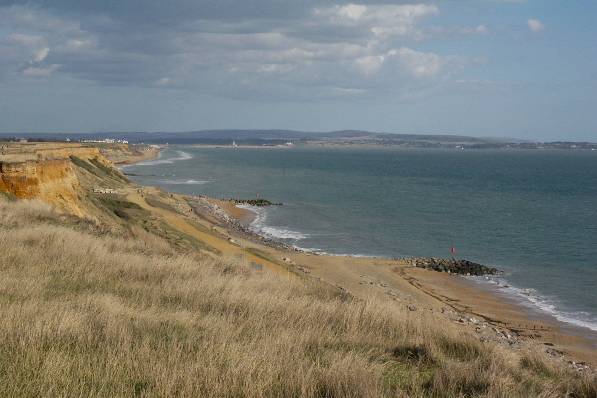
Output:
(0, 143), (133, 217)
(0, 158), (83, 215)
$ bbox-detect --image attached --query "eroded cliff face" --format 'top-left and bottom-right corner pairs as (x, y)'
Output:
(0, 144), (118, 217)
(0, 158), (84, 216)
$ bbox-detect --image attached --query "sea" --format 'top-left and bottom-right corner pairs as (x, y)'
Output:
(123, 146), (597, 335)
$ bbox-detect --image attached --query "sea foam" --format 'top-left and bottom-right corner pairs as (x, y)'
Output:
(471, 276), (597, 333)
(237, 204), (309, 241)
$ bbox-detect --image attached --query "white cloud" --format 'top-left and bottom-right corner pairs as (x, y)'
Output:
(33, 46), (49, 62)
(528, 18), (545, 32)
(21, 64), (59, 77)
(313, 3), (439, 39)
(354, 54), (386, 75)
(394, 47), (448, 78)
(353, 47), (453, 79)
(336, 4), (368, 21)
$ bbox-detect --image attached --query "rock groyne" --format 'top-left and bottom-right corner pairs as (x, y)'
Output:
(229, 198), (282, 206)
(403, 257), (500, 276)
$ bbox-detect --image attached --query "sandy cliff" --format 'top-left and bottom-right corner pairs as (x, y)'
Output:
(0, 158), (83, 215)
(0, 143), (131, 217)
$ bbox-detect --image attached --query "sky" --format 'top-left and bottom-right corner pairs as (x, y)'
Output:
(0, 1), (596, 141)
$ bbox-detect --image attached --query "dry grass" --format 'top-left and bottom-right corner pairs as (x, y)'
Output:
(0, 199), (595, 397)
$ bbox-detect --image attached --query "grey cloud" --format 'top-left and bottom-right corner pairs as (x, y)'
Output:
(2, 1), (427, 21)
(0, 1), (469, 99)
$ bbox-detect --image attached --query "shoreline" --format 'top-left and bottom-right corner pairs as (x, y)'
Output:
(123, 145), (597, 371)
(466, 275), (597, 345)
(226, 199), (597, 338)
(235, 201), (597, 337)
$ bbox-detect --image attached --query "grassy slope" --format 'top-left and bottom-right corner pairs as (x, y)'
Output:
(0, 199), (595, 397)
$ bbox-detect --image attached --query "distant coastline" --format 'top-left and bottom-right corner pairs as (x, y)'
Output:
(2, 130), (596, 151)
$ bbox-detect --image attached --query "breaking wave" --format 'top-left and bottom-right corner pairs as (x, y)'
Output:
(471, 276), (597, 332)
(237, 204), (309, 241)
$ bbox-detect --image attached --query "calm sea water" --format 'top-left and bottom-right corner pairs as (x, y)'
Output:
(124, 146), (597, 332)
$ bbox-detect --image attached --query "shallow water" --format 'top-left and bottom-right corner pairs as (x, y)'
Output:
(124, 146), (597, 332)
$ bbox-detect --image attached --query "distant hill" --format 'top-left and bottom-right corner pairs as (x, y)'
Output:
(0, 129), (499, 144)
(0, 130), (595, 149)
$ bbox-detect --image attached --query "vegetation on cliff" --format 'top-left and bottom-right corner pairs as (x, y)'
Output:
(69, 155), (129, 183)
(0, 199), (595, 397)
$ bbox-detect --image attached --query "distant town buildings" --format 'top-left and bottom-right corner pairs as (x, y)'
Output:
(81, 138), (129, 144)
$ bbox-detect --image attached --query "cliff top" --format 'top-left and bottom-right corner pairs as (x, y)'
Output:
(0, 142), (103, 163)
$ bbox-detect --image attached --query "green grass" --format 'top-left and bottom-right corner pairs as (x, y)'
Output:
(137, 217), (222, 255)
(245, 247), (286, 266)
(521, 352), (557, 379)
(89, 157), (128, 182)
(93, 195), (149, 225)
(96, 195), (143, 211)
(70, 155), (128, 183)
(438, 335), (485, 362)
(69, 155), (98, 175)
(383, 361), (435, 394)
(145, 196), (178, 213)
